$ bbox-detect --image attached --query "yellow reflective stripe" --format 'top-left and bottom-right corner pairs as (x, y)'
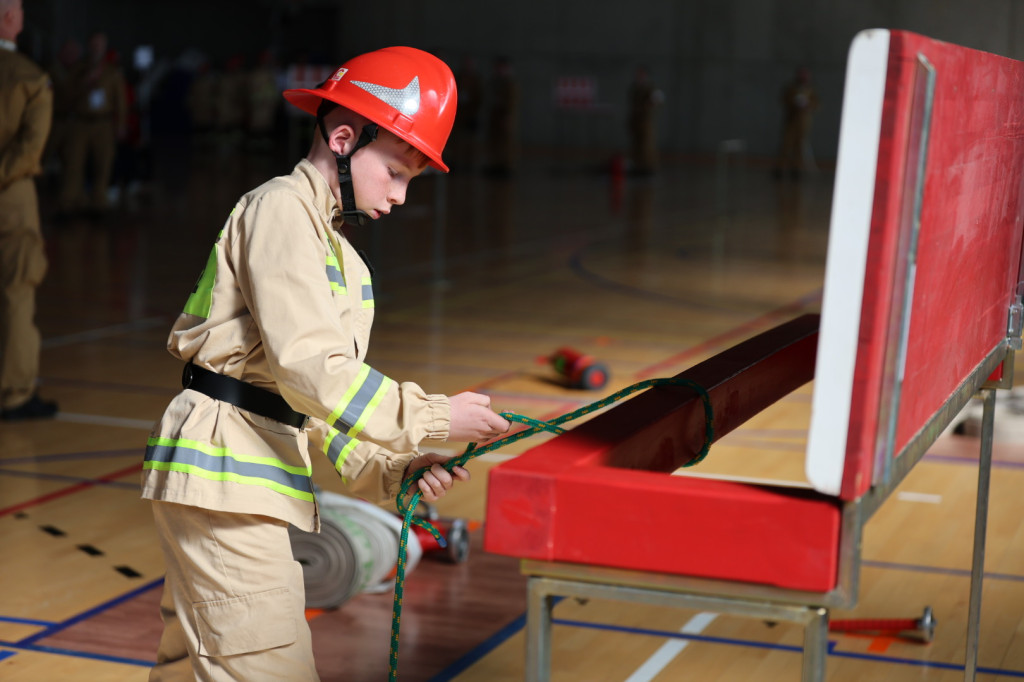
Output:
(183, 245), (219, 318)
(147, 435), (311, 476)
(323, 427), (360, 472)
(328, 364), (371, 426)
(143, 460), (314, 502)
(349, 379), (390, 437)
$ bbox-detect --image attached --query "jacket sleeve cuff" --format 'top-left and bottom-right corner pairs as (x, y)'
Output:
(383, 452), (418, 499)
(422, 393), (451, 442)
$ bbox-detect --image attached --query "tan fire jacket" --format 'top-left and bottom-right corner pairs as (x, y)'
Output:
(141, 159), (451, 531)
(0, 43), (52, 193)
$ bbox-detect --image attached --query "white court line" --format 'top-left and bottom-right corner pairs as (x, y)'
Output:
(896, 491), (943, 504)
(41, 317), (166, 349)
(624, 612), (717, 682)
(56, 412), (156, 430)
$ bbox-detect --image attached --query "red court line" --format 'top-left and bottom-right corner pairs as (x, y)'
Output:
(0, 462), (142, 518)
(460, 369), (525, 394)
(635, 290), (822, 380)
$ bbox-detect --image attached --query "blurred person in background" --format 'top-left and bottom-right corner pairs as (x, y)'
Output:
(0, 0), (58, 419)
(58, 30), (126, 216)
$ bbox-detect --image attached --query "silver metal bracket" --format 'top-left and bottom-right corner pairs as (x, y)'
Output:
(1006, 282), (1024, 351)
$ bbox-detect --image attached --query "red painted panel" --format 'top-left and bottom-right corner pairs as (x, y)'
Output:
(486, 460), (841, 591)
(842, 31), (1024, 499)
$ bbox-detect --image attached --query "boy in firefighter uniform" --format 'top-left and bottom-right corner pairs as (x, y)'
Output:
(0, 0), (58, 420)
(142, 46), (510, 681)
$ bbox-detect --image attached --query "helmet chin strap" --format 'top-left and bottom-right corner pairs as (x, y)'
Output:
(317, 112), (379, 226)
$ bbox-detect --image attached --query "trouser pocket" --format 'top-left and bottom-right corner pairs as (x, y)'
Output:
(194, 585), (297, 657)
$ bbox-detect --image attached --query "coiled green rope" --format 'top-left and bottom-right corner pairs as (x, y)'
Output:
(387, 377), (714, 680)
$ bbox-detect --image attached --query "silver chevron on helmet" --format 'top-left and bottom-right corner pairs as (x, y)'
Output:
(351, 76), (421, 115)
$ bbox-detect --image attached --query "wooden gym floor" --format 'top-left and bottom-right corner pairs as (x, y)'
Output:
(0, 133), (1022, 681)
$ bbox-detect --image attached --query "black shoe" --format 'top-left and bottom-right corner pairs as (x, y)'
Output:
(1, 394), (59, 420)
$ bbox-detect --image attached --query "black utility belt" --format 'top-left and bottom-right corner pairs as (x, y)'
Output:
(182, 363), (308, 429)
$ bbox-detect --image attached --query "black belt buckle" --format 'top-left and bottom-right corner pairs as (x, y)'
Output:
(182, 363), (195, 389)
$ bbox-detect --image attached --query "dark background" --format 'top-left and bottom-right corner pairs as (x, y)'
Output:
(18, 0), (1024, 161)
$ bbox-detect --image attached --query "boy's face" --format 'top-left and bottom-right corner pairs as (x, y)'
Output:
(350, 132), (428, 220)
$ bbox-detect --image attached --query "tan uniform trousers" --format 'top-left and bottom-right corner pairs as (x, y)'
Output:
(150, 502), (320, 682)
(0, 178), (47, 410)
(60, 117), (116, 211)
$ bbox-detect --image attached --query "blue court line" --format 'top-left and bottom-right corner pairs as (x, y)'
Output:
(1, 448), (140, 466)
(551, 618), (1024, 677)
(429, 613), (528, 681)
(0, 468), (138, 490)
(0, 641), (154, 668)
(16, 577), (163, 649)
(0, 615), (58, 627)
(0, 650), (15, 663)
(924, 452), (1024, 470)
(432, 560), (1024, 682)
(862, 559), (1024, 582)
(569, 248), (733, 312)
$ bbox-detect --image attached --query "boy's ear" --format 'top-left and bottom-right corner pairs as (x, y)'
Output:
(328, 124), (357, 156)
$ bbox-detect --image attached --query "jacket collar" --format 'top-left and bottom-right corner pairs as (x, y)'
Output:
(295, 158), (343, 229)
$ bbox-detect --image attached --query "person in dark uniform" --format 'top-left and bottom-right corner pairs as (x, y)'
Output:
(775, 66), (819, 179)
(43, 37), (80, 179)
(0, 0), (58, 419)
(627, 65), (663, 175)
(451, 55), (483, 172)
(484, 55), (519, 176)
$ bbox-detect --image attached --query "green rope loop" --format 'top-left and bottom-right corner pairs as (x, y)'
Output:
(387, 377), (713, 680)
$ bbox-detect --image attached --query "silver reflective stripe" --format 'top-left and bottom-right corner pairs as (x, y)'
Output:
(351, 76), (421, 115)
(326, 266), (346, 292)
(324, 427), (358, 473)
(330, 366), (388, 434)
(144, 439), (313, 500)
(361, 276), (374, 308)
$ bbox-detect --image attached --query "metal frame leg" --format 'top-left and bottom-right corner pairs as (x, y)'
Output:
(802, 607), (829, 682)
(964, 388), (996, 681)
(526, 577), (554, 682)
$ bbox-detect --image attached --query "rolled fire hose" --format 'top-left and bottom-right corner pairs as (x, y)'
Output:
(289, 489), (422, 609)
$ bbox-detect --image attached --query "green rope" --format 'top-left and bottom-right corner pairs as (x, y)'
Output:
(387, 377), (713, 680)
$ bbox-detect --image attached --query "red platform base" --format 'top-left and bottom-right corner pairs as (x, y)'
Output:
(484, 316), (842, 593)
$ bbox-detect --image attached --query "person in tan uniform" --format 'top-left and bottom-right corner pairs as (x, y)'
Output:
(58, 31), (126, 214)
(0, 0), (58, 420)
(142, 46), (509, 681)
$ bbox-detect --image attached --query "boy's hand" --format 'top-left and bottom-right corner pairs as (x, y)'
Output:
(404, 452), (470, 502)
(448, 391), (511, 442)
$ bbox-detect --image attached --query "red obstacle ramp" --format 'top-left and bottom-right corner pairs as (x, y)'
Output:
(485, 315), (843, 592)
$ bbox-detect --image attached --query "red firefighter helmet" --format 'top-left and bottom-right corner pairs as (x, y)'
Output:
(283, 46), (457, 172)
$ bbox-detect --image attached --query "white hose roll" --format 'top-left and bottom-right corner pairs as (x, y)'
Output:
(289, 490), (422, 609)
